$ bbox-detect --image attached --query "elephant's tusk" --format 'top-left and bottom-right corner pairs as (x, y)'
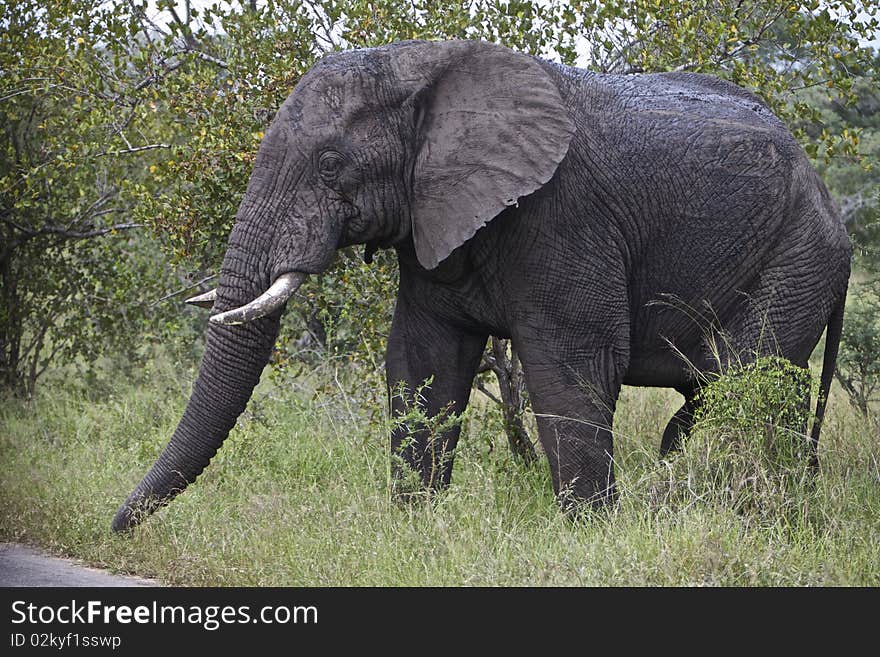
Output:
(185, 289), (217, 309)
(209, 272), (306, 325)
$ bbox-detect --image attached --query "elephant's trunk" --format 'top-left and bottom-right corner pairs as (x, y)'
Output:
(112, 220), (292, 532)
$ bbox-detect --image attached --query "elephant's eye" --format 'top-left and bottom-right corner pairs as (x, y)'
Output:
(318, 150), (345, 184)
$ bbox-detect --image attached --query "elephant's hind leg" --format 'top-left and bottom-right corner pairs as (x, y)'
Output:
(516, 337), (629, 514)
(659, 385), (701, 457)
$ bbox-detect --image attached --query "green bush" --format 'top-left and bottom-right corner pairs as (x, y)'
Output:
(837, 288), (880, 417)
(649, 357), (815, 525)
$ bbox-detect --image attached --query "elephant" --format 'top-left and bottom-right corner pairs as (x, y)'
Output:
(112, 39), (850, 531)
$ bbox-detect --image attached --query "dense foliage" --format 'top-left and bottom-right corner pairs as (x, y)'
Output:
(1, 1), (191, 393)
(2, 1), (878, 419)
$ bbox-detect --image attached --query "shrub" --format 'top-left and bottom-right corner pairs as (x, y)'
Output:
(649, 357), (815, 525)
(836, 289), (880, 417)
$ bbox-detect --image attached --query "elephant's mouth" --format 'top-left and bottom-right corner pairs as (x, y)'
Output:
(192, 271), (307, 326)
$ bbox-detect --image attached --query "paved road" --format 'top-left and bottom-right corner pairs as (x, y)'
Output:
(0, 544), (157, 587)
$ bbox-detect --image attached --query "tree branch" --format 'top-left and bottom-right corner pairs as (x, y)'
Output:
(151, 274), (219, 306)
(95, 143), (171, 157)
(179, 48), (229, 69)
(2, 216), (142, 241)
(37, 222), (142, 240)
(475, 380), (502, 405)
(302, 0), (341, 51)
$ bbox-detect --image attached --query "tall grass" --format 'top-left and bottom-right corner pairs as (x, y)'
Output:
(1, 349), (878, 586)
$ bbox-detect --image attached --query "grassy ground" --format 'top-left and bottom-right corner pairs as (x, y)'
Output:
(1, 350), (878, 586)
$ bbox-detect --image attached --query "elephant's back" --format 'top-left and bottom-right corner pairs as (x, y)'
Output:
(573, 72), (845, 379)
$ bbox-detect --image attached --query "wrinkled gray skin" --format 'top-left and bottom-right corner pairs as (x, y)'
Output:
(113, 40), (850, 531)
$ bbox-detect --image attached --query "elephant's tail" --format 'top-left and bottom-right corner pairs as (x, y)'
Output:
(809, 294), (846, 465)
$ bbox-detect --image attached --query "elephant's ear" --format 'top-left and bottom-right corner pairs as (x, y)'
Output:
(400, 40), (575, 270)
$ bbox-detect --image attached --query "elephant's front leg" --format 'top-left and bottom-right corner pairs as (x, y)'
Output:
(386, 294), (488, 494)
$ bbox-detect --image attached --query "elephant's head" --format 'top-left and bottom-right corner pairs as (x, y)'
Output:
(112, 39), (574, 532)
